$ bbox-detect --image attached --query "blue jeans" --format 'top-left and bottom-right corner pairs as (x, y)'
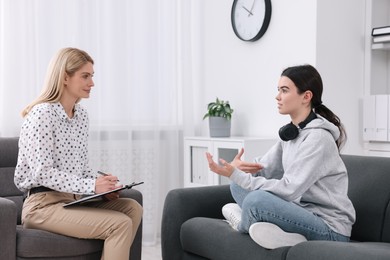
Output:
(230, 182), (349, 242)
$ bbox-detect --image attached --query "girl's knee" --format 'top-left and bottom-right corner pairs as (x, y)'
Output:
(242, 189), (274, 209)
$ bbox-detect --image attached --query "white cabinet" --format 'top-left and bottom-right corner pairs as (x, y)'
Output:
(363, 96), (375, 141)
(184, 136), (276, 187)
(376, 95), (388, 141)
(363, 95), (389, 141)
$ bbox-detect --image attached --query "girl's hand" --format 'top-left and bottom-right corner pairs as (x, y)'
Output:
(206, 152), (235, 177)
(231, 148), (263, 174)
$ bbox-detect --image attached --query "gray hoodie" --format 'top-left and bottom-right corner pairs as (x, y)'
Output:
(230, 114), (356, 237)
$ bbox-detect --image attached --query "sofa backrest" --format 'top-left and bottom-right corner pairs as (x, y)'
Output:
(341, 154), (390, 243)
(0, 137), (24, 224)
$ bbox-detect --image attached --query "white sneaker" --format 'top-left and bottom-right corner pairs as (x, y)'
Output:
(222, 203), (242, 231)
(249, 222), (307, 249)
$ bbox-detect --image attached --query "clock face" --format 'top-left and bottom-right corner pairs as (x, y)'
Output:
(231, 0), (272, 42)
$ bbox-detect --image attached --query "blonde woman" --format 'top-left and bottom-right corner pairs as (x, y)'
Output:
(15, 47), (142, 260)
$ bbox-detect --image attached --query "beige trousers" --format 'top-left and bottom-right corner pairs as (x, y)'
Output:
(22, 191), (143, 260)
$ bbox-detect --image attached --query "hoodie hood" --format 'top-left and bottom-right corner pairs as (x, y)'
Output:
(302, 114), (340, 141)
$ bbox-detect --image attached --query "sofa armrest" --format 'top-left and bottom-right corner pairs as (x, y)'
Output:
(0, 197), (17, 260)
(161, 185), (234, 260)
(119, 188), (143, 260)
(120, 188), (143, 205)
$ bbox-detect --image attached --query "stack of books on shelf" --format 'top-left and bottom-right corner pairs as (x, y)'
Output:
(372, 26), (390, 43)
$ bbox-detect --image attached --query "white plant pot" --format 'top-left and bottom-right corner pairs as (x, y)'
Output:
(209, 117), (231, 137)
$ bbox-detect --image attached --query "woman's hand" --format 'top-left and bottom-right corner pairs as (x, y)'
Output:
(231, 148), (263, 174)
(206, 152), (235, 177)
(95, 174), (118, 193)
(103, 191), (121, 201)
(95, 174), (121, 200)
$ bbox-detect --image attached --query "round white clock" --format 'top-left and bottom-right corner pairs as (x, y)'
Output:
(231, 0), (272, 42)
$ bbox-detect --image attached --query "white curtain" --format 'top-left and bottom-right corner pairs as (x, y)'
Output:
(0, 0), (199, 245)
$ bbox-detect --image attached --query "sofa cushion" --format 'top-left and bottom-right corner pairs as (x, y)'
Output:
(181, 217), (290, 260)
(16, 226), (103, 258)
(341, 155), (390, 242)
(0, 167), (22, 197)
(0, 167), (24, 223)
(286, 240), (390, 260)
(0, 137), (18, 167)
(0, 137), (24, 224)
(182, 251), (210, 260)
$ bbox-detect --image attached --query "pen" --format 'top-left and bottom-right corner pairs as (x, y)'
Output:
(98, 171), (120, 182)
(97, 171), (109, 176)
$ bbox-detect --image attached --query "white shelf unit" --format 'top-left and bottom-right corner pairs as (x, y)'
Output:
(184, 136), (276, 187)
(364, 0), (390, 96)
(363, 0), (390, 154)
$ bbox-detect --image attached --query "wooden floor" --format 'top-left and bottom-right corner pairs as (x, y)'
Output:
(142, 244), (162, 260)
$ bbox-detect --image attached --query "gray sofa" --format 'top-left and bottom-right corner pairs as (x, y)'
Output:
(0, 137), (143, 260)
(162, 154), (390, 260)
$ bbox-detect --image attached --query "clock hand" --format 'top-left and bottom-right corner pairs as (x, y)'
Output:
(249, 0), (256, 13)
(241, 5), (253, 16)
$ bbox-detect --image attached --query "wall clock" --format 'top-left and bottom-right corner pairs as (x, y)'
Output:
(231, 0), (272, 42)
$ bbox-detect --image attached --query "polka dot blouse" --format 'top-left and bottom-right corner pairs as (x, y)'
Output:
(14, 102), (96, 194)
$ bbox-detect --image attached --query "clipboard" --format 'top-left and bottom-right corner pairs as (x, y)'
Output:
(63, 181), (144, 208)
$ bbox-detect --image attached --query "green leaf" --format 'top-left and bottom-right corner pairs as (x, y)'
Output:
(203, 97), (234, 120)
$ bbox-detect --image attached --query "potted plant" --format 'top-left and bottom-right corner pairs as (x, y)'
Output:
(203, 97), (234, 137)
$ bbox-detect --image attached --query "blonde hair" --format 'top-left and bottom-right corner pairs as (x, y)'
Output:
(21, 47), (94, 117)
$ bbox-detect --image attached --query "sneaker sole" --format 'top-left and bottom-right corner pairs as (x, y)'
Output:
(249, 222), (307, 249)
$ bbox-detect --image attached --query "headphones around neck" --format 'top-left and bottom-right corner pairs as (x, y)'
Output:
(278, 111), (317, 141)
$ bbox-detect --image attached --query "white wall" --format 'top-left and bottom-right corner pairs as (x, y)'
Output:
(187, 0), (366, 155)
(316, 0), (366, 154)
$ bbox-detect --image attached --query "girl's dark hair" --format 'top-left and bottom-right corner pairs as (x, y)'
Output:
(281, 64), (346, 150)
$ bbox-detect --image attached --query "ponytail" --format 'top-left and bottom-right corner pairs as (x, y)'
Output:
(314, 104), (346, 150)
